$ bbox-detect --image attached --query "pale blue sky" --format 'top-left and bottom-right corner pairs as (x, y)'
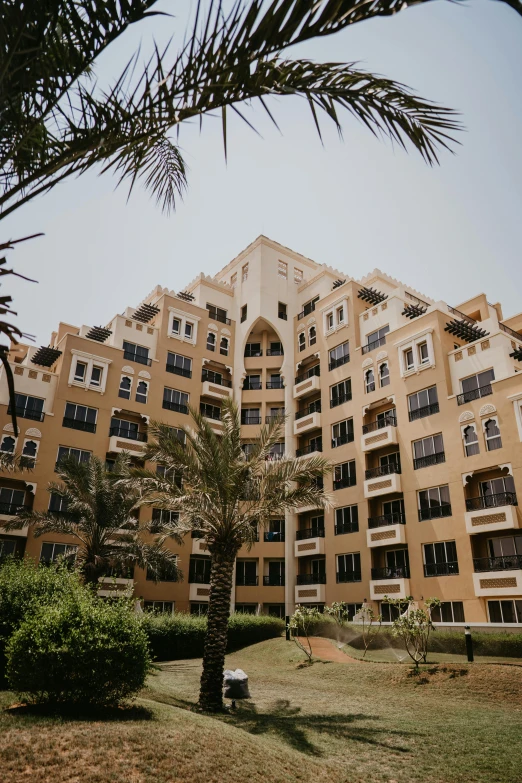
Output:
(4, 1), (522, 344)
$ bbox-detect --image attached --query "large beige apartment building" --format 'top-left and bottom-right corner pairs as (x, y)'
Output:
(1, 235), (522, 626)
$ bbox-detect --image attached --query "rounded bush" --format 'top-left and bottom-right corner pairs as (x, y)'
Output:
(6, 594), (151, 706)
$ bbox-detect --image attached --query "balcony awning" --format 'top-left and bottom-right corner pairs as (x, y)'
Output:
(132, 302), (160, 323)
(85, 326), (112, 343)
(510, 347), (522, 362)
(357, 286), (387, 305)
(444, 318), (489, 343)
(402, 303), (427, 319)
(177, 290), (195, 302)
(31, 346), (62, 367)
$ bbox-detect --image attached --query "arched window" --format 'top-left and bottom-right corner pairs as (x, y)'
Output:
(365, 368), (375, 394)
(136, 380), (148, 404)
(379, 363), (390, 387)
(0, 436), (15, 453)
(309, 326), (316, 346)
(22, 439), (38, 467)
(298, 332), (305, 352)
(220, 336), (229, 356)
(207, 332), (216, 351)
(118, 376), (132, 400)
(484, 418), (502, 451)
(463, 425), (479, 457)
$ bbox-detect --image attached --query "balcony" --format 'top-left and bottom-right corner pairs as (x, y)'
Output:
(294, 367), (320, 399)
(296, 442), (323, 458)
(266, 380), (284, 389)
(423, 562), (459, 577)
(418, 504), (452, 522)
(7, 405), (44, 422)
(457, 384), (493, 406)
(189, 582), (210, 602)
(295, 580), (326, 604)
(97, 574), (134, 598)
(465, 492), (519, 535)
(408, 402), (440, 422)
(331, 432), (354, 449)
(329, 354), (350, 371)
(296, 573), (326, 585)
(472, 555), (522, 597)
(236, 575), (259, 586)
(266, 348), (284, 356)
(265, 414), (284, 424)
(294, 409), (321, 436)
(263, 531), (285, 542)
(0, 501), (30, 517)
(364, 465), (401, 498)
(362, 335), (386, 355)
(263, 575), (285, 586)
(361, 416), (398, 453)
(369, 566), (410, 600)
(330, 391), (352, 408)
(202, 379), (233, 400)
(162, 400), (188, 414)
(243, 380), (262, 391)
(333, 476), (356, 491)
(413, 452), (445, 471)
(108, 426), (147, 455)
(367, 515), (407, 549)
(241, 414), (261, 425)
(207, 311), (231, 325)
(192, 537), (210, 556)
(166, 363), (192, 379)
(336, 571), (361, 583)
(294, 528), (325, 557)
(123, 351), (151, 366)
(62, 417), (96, 433)
(244, 347), (263, 358)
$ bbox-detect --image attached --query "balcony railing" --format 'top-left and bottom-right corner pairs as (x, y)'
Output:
(362, 336), (386, 355)
(244, 347), (263, 358)
(457, 384), (492, 406)
(295, 365), (320, 385)
(263, 531), (285, 542)
(278, 311), (288, 320)
(123, 351), (152, 366)
(413, 452), (445, 470)
(0, 502), (29, 516)
(423, 561), (459, 577)
(266, 348), (284, 356)
(201, 407), (221, 421)
(296, 573), (326, 585)
(243, 380), (262, 390)
(266, 380), (284, 389)
(408, 402), (439, 422)
(447, 305), (476, 324)
(334, 521), (359, 535)
(62, 417), (96, 433)
(208, 311), (231, 325)
(418, 504), (452, 521)
(329, 354), (350, 371)
(202, 371), (232, 387)
(473, 555), (522, 573)
(296, 403), (321, 419)
(263, 575), (285, 586)
(336, 571), (362, 583)
(265, 414), (284, 424)
(236, 576), (259, 586)
(466, 492), (518, 511)
(371, 566), (410, 580)
(333, 476), (356, 490)
(296, 443), (323, 457)
(109, 426), (147, 442)
(362, 415), (396, 434)
(500, 322), (522, 341)
(332, 432), (354, 448)
(7, 405), (44, 422)
(330, 392), (352, 408)
(241, 415), (261, 425)
(166, 363), (192, 378)
(368, 513), (405, 529)
(365, 463), (400, 480)
(296, 527), (325, 540)
(188, 574), (211, 584)
(162, 400), (188, 414)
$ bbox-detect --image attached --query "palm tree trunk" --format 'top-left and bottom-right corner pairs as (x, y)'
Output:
(198, 548), (236, 712)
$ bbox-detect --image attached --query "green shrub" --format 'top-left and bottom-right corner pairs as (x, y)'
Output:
(0, 558), (84, 683)
(6, 593), (151, 706)
(143, 612), (284, 661)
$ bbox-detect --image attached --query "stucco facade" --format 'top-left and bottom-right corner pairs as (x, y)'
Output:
(2, 235), (522, 625)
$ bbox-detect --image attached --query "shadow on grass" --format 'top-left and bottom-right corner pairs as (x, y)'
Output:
(219, 699), (417, 756)
(4, 701), (154, 723)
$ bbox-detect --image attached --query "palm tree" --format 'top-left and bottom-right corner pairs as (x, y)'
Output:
(1, 453), (181, 585)
(127, 399), (331, 712)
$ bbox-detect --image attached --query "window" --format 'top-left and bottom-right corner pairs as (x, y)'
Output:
(306, 326), (315, 347)
(430, 602), (465, 624)
(329, 342), (349, 370)
(40, 542), (77, 565)
(220, 336), (229, 356)
(136, 380), (148, 404)
(380, 601), (409, 622)
(418, 341), (429, 364)
(9, 393), (44, 422)
(241, 304), (247, 322)
(163, 387), (189, 413)
(337, 306), (344, 324)
(230, 272), (237, 289)
(110, 417), (141, 441)
(365, 368), (375, 394)
(172, 318), (181, 335)
(379, 363), (390, 387)
(326, 312), (334, 331)
(384, 549), (409, 578)
(119, 375), (132, 399)
(330, 379), (351, 408)
(269, 341), (283, 356)
(365, 325), (389, 351)
(189, 556), (211, 583)
(236, 560), (258, 586)
(404, 348), (414, 371)
(408, 386), (438, 421)
(264, 520), (285, 542)
(151, 508), (179, 527)
(206, 304), (228, 324)
(382, 498), (404, 523)
(294, 268), (303, 284)
(245, 342), (262, 357)
(242, 263), (248, 282)
(423, 540), (459, 576)
(241, 408), (261, 425)
(480, 476), (515, 502)
(278, 260), (288, 279)
(144, 601), (174, 614)
(488, 600), (522, 624)
(333, 460), (356, 490)
(278, 302), (288, 320)
(48, 492), (69, 515)
(57, 446), (91, 466)
(268, 443), (285, 460)
(0, 435), (15, 453)
(376, 408), (396, 428)
(413, 434), (445, 469)
(166, 352), (192, 378)
(243, 374), (261, 390)
(418, 485), (451, 521)
(184, 321), (193, 339)
(459, 369), (494, 403)
(267, 604), (285, 618)
(463, 424), (479, 457)
(74, 361), (86, 381)
(302, 296), (319, 317)
(169, 310), (198, 344)
(207, 332), (216, 351)
(380, 452), (401, 471)
(191, 603), (209, 615)
(235, 604), (258, 615)
(335, 505), (359, 535)
(484, 418), (502, 451)
(123, 341), (150, 366)
(21, 440), (38, 466)
(332, 419), (354, 448)
(298, 332), (305, 352)
(337, 553), (361, 582)
(0, 488), (25, 515)
(200, 402), (221, 420)
(267, 373), (283, 389)
(0, 539), (17, 558)
(63, 403), (97, 432)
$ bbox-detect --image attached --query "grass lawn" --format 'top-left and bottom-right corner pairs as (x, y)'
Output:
(341, 642), (522, 666)
(1, 637), (521, 783)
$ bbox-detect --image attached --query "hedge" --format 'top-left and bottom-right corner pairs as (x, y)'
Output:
(142, 612), (284, 661)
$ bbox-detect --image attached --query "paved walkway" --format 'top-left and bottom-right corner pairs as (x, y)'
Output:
(298, 636), (363, 663)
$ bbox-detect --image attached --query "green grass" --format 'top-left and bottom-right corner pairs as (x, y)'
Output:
(341, 642), (522, 666)
(1, 638), (521, 783)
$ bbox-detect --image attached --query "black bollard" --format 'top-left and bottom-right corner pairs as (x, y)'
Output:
(464, 625), (474, 662)
(286, 615), (291, 641)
